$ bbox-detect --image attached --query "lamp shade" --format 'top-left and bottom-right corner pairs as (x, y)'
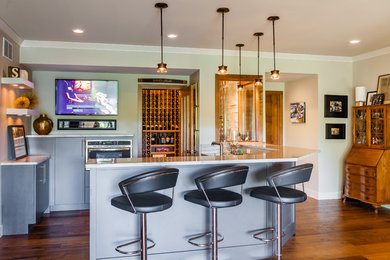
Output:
(355, 86), (367, 102)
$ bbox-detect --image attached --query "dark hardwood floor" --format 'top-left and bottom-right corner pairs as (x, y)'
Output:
(0, 210), (89, 260)
(0, 199), (389, 259)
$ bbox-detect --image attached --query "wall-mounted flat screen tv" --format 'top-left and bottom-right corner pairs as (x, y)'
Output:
(56, 79), (118, 115)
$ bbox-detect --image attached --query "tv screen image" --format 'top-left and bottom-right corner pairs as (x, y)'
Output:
(56, 79), (118, 115)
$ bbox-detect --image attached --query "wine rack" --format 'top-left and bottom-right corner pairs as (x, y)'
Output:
(142, 89), (181, 157)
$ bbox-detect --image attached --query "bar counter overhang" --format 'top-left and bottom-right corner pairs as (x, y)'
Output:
(86, 145), (317, 260)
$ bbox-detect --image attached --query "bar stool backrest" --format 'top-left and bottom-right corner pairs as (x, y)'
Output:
(119, 168), (179, 195)
(195, 165), (249, 190)
(266, 164), (313, 187)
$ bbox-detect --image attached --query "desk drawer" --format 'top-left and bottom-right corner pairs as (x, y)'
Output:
(345, 164), (376, 177)
(345, 173), (376, 186)
(345, 182), (376, 195)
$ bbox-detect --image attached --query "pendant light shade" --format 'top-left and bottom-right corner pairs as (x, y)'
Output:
(268, 16), (280, 80)
(156, 3), (168, 73)
(236, 43), (244, 90)
(217, 8), (229, 74)
(253, 32), (264, 86)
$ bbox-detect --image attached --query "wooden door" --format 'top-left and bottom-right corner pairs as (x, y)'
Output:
(180, 84), (197, 155)
(266, 91), (283, 145)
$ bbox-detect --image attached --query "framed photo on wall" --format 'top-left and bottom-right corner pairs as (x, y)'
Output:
(326, 123), (346, 139)
(290, 102), (306, 123)
(377, 74), (390, 104)
(366, 91), (377, 106)
(324, 95), (348, 118)
(7, 125), (28, 160)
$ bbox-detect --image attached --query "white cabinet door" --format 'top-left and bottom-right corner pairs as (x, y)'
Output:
(54, 138), (85, 207)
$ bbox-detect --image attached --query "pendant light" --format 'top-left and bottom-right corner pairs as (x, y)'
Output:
(236, 43), (244, 90)
(268, 16), (280, 80)
(217, 8), (229, 74)
(253, 32), (264, 86)
(156, 3), (168, 73)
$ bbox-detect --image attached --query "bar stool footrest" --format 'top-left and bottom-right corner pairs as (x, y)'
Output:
(252, 227), (285, 243)
(115, 238), (156, 255)
(187, 232), (224, 247)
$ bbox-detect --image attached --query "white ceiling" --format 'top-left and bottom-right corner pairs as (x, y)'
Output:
(1, 0), (390, 57)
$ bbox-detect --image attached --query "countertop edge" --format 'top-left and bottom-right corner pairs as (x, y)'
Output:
(85, 157), (306, 169)
(0, 155), (51, 166)
(26, 134), (134, 138)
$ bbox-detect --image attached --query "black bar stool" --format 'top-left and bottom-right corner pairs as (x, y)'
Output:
(111, 168), (179, 260)
(249, 163), (313, 258)
(184, 165), (249, 260)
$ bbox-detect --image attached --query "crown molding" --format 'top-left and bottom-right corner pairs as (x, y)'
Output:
(352, 46), (390, 62)
(0, 17), (23, 45)
(21, 40), (352, 63)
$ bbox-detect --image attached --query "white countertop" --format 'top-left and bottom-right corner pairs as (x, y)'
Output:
(27, 133), (133, 138)
(86, 145), (318, 169)
(0, 155), (51, 166)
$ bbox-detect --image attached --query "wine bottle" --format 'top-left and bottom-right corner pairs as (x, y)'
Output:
(161, 134), (165, 144)
(151, 134), (156, 145)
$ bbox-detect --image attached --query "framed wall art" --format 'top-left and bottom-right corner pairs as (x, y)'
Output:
(7, 125), (28, 160)
(325, 123), (345, 139)
(366, 91), (377, 106)
(290, 102), (306, 123)
(377, 74), (390, 104)
(324, 95), (348, 118)
(372, 93), (385, 105)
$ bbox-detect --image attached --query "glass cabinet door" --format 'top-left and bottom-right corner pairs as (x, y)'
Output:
(354, 108), (367, 146)
(370, 106), (385, 147)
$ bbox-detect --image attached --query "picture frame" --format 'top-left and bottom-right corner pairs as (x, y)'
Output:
(377, 74), (390, 104)
(326, 123), (345, 139)
(372, 93), (385, 105)
(366, 91), (377, 106)
(324, 95), (348, 118)
(7, 125), (28, 160)
(290, 102), (306, 123)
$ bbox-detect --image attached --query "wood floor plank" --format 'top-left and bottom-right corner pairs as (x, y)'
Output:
(0, 198), (389, 259)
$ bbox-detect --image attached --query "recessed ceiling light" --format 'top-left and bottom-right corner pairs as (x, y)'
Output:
(349, 39), (360, 44)
(167, 34), (177, 38)
(73, 29), (84, 34)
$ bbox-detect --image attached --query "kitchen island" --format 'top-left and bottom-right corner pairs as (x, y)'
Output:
(86, 145), (317, 260)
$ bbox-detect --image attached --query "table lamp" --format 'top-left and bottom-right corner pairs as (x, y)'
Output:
(355, 86), (367, 106)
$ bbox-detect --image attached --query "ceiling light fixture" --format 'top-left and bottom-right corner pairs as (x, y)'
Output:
(73, 29), (84, 34)
(217, 7), (229, 74)
(268, 16), (280, 80)
(253, 32), (264, 86)
(167, 34), (177, 38)
(156, 2), (168, 73)
(349, 39), (360, 44)
(236, 43), (244, 90)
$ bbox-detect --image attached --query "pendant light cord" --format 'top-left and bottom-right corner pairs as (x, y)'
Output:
(160, 7), (163, 64)
(239, 46), (242, 85)
(272, 19), (276, 71)
(257, 35), (260, 78)
(222, 12), (225, 66)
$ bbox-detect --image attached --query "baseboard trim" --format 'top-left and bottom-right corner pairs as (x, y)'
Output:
(304, 188), (342, 200)
(304, 187), (319, 200)
(50, 203), (89, 212)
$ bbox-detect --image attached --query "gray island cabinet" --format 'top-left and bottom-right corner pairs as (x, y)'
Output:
(86, 145), (316, 260)
(1, 155), (50, 235)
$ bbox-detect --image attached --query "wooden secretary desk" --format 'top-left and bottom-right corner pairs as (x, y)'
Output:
(343, 104), (390, 213)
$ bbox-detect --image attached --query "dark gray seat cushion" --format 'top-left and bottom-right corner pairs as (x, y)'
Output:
(111, 192), (173, 213)
(184, 188), (242, 208)
(250, 186), (307, 204)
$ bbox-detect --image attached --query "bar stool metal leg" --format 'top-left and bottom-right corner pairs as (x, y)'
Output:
(140, 213), (147, 260)
(212, 208), (218, 260)
(276, 204), (282, 258)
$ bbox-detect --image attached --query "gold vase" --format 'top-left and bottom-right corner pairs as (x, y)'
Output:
(33, 114), (53, 135)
